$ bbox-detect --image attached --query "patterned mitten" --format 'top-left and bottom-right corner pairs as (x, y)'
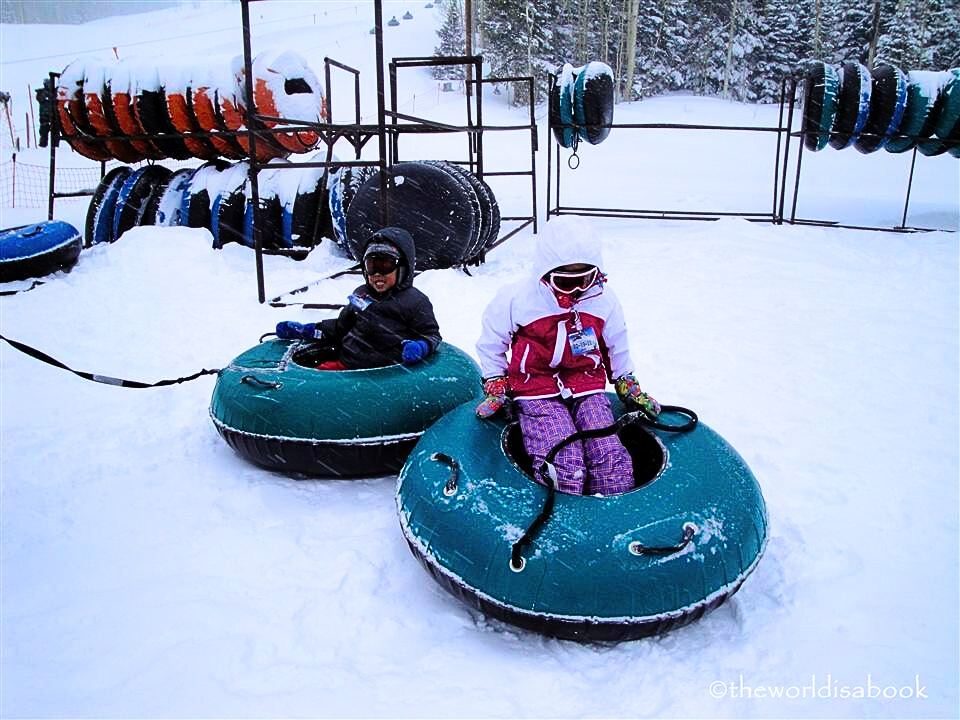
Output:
(615, 374), (661, 417)
(475, 376), (509, 419)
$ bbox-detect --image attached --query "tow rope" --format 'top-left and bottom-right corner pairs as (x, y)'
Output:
(0, 334), (220, 388)
(510, 404), (698, 570)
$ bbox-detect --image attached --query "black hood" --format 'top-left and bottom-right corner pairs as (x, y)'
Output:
(362, 227), (416, 290)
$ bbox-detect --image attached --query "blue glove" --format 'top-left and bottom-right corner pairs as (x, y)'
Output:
(401, 339), (430, 364)
(275, 321), (321, 340)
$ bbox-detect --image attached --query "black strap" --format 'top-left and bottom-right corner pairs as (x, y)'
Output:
(0, 334), (220, 388)
(510, 405), (699, 569)
(0, 280), (45, 296)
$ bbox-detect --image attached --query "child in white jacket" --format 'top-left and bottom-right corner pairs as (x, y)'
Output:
(475, 216), (660, 495)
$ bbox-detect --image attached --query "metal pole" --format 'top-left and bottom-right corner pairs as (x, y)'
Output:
(375, 0), (390, 227)
(900, 147), (918, 229)
(545, 74), (554, 220)
(778, 76), (797, 224)
(47, 72), (58, 222)
(240, 0), (266, 303)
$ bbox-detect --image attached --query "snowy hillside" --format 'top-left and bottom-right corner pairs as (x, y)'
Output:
(1, 2), (958, 718)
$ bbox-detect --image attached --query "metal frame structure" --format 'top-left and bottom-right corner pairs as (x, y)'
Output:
(41, 0), (538, 303)
(547, 70), (953, 234)
(239, 0), (538, 302)
(777, 75), (953, 234)
(546, 74), (790, 224)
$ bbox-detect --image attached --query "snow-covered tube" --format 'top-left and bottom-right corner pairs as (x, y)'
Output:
(82, 63), (146, 163)
(85, 166), (132, 246)
(885, 70), (950, 153)
(397, 396), (768, 641)
(829, 61), (871, 150)
(112, 164), (172, 242)
(246, 49), (327, 154)
(109, 59), (165, 160)
(164, 65), (221, 161)
(549, 64), (577, 149)
(209, 339), (483, 477)
(56, 58), (113, 161)
(328, 164), (379, 249)
(932, 68), (960, 149)
(133, 65), (193, 161)
(854, 64), (908, 154)
(573, 61), (614, 145)
(0, 221), (83, 283)
(800, 60), (840, 151)
(190, 70), (248, 160)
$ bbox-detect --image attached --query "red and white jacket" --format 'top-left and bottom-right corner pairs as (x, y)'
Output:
(476, 217), (634, 400)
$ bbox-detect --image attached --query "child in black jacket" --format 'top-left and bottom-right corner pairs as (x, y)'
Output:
(275, 227), (441, 369)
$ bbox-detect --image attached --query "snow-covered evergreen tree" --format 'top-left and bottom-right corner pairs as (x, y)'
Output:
(480, 0), (553, 103)
(438, 0), (959, 101)
(433, 0), (467, 80)
(631, 0), (692, 98)
(925, 0), (960, 68)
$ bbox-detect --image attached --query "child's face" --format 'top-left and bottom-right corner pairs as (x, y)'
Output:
(364, 253), (399, 293)
(368, 268), (397, 293)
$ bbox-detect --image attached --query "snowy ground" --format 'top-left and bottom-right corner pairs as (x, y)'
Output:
(1, 2), (958, 718)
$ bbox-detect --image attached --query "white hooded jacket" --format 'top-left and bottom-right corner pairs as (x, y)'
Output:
(476, 216), (635, 399)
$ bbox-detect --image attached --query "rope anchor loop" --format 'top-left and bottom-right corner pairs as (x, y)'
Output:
(629, 521), (699, 556)
(430, 452), (460, 497)
(240, 375), (282, 389)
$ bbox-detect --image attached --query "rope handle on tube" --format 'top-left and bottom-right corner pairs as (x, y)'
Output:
(509, 404), (699, 570)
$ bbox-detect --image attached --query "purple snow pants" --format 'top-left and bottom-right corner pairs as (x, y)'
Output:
(515, 393), (634, 495)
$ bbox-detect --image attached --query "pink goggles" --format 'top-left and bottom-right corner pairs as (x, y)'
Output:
(547, 266), (599, 294)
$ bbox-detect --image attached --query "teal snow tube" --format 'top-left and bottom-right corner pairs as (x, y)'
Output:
(210, 339), (482, 477)
(573, 61), (614, 145)
(549, 63), (577, 149)
(885, 70), (949, 153)
(397, 396), (768, 642)
(800, 61), (840, 151)
(855, 64), (908, 154)
(829, 61), (871, 150)
(932, 68), (960, 153)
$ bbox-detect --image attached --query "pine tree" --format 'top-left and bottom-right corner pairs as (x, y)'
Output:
(433, 0), (467, 80)
(480, 0), (552, 103)
(926, 0), (960, 68)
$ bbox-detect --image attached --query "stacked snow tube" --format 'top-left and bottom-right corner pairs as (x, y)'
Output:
(0, 221), (83, 283)
(799, 61), (959, 157)
(800, 60), (840, 151)
(328, 160), (500, 270)
(84, 156), (333, 256)
(56, 50), (326, 163)
(209, 338), (483, 477)
(397, 396), (768, 642)
(550, 61), (615, 148)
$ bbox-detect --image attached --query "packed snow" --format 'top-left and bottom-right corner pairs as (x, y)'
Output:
(1, 1), (958, 717)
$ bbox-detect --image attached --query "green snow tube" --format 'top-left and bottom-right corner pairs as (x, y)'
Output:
(932, 68), (960, 152)
(573, 61), (614, 145)
(397, 396), (768, 642)
(210, 339), (482, 477)
(800, 60), (840, 151)
(885, 70), (950, 154)
(854, 64), (908, 154)
(549, 63), (577, 149)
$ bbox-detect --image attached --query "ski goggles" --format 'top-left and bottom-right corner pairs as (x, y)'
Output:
(547, 266), (599, 294)
(364, 254), (400, 275)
